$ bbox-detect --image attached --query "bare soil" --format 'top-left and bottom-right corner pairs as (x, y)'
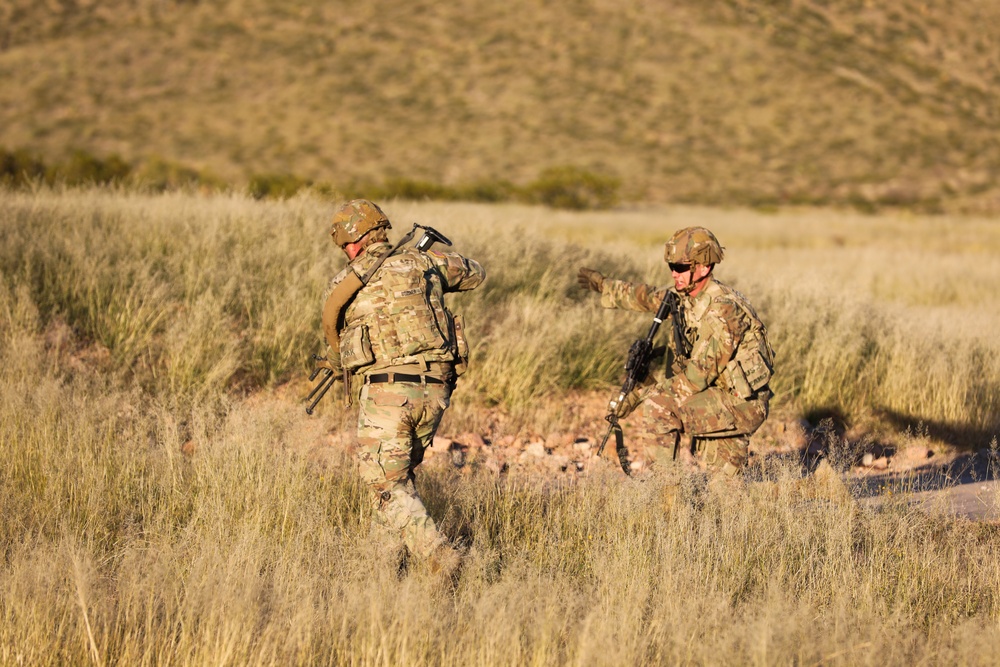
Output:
(279, 383), (1000, 522)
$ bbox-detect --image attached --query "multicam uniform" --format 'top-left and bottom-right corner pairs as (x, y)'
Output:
(329, 241), (485, 558)
(599, 276), (773, 475)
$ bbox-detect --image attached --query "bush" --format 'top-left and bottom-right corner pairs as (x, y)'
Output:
(57, 149), (132, 186)
(524, 165), (621, 210)
(374, 177), (453, 201)
(0, 148), (48, 187)
(133, 156), (222, 192)
(248, 172), (311, 199)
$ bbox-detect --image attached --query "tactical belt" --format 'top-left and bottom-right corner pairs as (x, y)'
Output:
(365, 373), (446, 385)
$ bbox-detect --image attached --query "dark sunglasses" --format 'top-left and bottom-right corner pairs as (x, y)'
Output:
(668, 262), (692, 273)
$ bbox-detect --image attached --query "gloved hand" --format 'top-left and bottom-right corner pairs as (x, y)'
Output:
(614, 386), (646, 419)
(577, 267), (604, 292)
(613, 377), (658, 419)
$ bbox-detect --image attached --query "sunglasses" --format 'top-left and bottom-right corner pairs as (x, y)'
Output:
(668, 262), (692, 273)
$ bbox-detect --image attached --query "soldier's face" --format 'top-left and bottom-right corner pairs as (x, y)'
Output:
(343, 241), (364, 260)
(671, 262), (711, 295)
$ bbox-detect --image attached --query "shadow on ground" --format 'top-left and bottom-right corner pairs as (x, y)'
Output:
(875, 407), (999, 451)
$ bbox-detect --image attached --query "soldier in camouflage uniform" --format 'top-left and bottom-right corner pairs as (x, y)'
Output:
(323, 200), (485, 563)
(578, 227), (774, 476)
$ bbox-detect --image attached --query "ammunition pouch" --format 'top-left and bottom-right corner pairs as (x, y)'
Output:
(723, 348), (772, 399)
(340, 323), (375, 371)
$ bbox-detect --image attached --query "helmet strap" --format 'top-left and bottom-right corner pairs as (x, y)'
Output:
(680, 264), (712, 295)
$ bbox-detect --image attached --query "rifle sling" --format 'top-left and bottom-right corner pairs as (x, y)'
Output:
(320, 227), (421, 351)
(613, 422), (631, 476)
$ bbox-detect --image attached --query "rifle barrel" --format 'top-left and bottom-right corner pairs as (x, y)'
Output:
(305, 370), (335, 413)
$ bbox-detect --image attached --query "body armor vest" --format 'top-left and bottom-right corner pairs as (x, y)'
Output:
(339, 245), (460, 372)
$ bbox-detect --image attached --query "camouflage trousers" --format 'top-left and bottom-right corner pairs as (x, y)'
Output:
(355, 373), (453, 560)
(637, 385), (770, 475)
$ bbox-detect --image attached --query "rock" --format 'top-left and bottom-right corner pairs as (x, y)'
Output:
(431, 436), (452, 452)
(525, 441), (547, 458)
(449, 443), (467, 468)
(457, 432), (487, 449)
(545, 432), (573, 451)
(548, 454), (571, 472)
(893, 445), (935, 469)
(783, 419), (810, 450)
(483, 456), (508, 477)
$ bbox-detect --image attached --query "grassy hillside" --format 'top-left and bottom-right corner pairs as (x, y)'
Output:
(2, 0), (1000, 212)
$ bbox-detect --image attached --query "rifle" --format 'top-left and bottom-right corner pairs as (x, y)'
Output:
(305, 354), (341, 415)
(307, 224), (454, 414)
(596, 289), (689, 474)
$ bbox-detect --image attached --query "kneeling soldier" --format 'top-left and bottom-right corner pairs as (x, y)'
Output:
(578, 227), (774, 476)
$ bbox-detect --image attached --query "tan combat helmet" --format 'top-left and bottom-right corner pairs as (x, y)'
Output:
(664, 227), (725, 266)
(330, 199), (391, 247)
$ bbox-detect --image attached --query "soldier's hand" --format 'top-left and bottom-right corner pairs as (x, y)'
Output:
(577, 267), (604, 292)
(614, 378), (656, 419)
(313, 355), (342, 375)
(614, 389), (645, 419)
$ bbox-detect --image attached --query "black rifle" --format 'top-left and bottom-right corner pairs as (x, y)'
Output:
(305, 354), (340, 415)
(596, 289), (689, 474)
(306, 225), (454, 414)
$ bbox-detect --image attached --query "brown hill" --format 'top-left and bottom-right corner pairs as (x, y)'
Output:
(2, 0), (999, 212)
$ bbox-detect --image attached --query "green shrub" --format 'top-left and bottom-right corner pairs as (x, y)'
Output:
(0, 148), (48, 187)
(133, 156), (222, 192)
(248, 172), (311, 199)
(56, 149), (132, 186)
(456, 179), (519, 203)
(524, 165), (620, 210)
(374, 177), (454, 201)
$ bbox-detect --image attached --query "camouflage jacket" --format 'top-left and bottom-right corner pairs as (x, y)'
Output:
(600, 276), (773, 402)
(329, 241), (485, 374)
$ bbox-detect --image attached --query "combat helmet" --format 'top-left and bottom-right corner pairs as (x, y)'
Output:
(330, 199), (391, 246)
(664, 227), (725, 266)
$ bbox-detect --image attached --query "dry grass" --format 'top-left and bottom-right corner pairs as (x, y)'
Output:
(2, 188), (1000, 664)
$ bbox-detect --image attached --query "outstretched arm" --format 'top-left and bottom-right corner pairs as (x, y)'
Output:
(600, 278), (670, 313)
(577, 266), (668, 313)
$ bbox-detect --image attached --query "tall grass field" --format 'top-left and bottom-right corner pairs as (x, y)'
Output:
(2, 187), (1000, 665)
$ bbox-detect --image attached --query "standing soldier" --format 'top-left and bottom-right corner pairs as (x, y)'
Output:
(321, 199), (485, 569)
(577, 227), (773, 476)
